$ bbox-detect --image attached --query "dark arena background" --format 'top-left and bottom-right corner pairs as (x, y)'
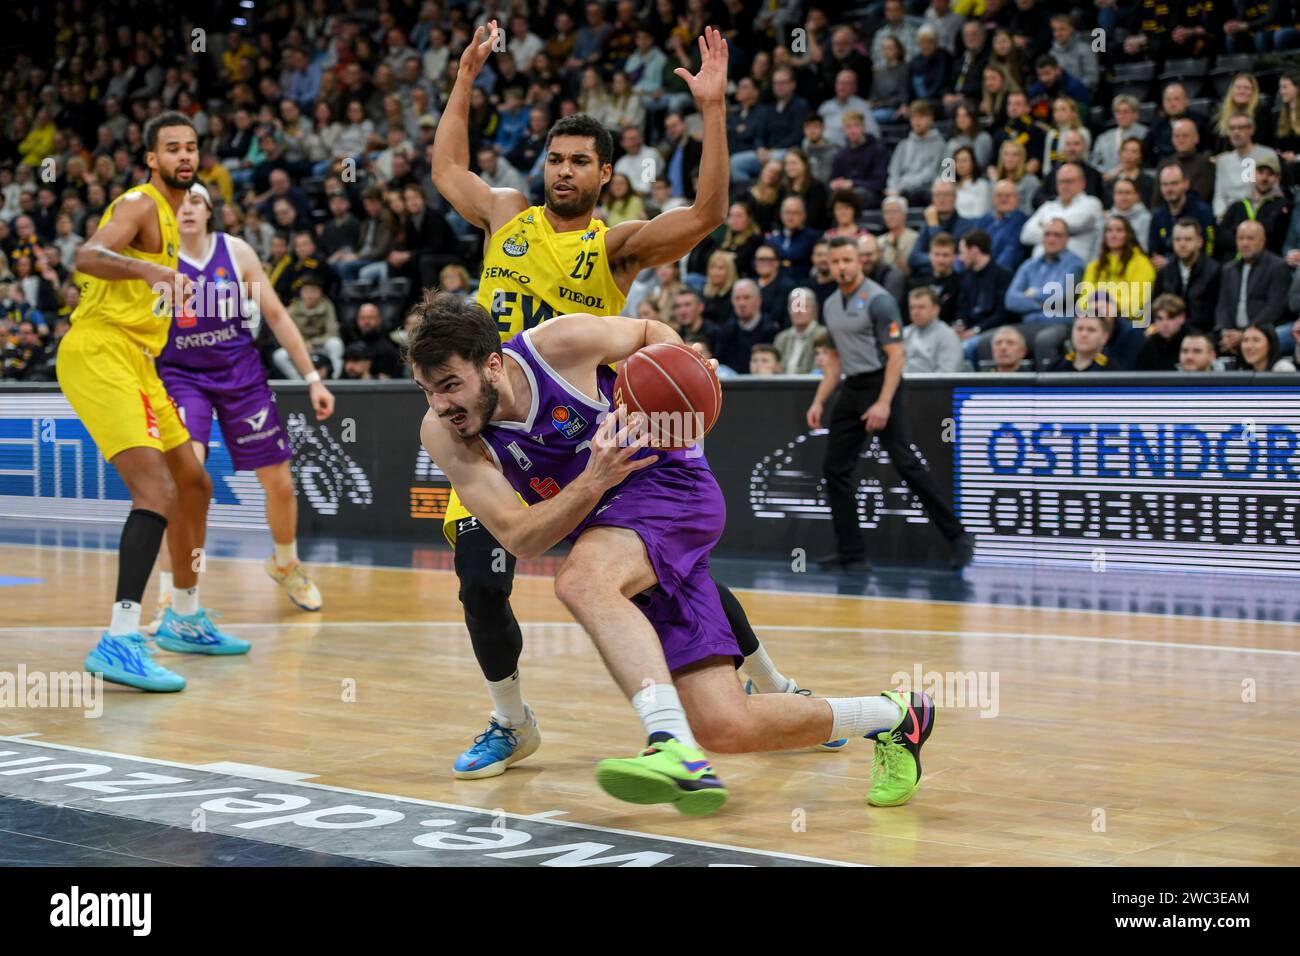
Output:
(0, 0), (1291, 929)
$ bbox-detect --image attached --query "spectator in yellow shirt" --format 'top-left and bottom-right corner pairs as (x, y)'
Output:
(198, 151), (234, 205)
(19, 109), (57, 167)
(1078, 215), (1156, 324)
(222, 29), (258, 83)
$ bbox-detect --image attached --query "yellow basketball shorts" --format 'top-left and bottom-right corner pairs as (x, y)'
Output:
(442, 486), (473, 547)
(442, 487), (529, 548)
(56, 323), (190, 462)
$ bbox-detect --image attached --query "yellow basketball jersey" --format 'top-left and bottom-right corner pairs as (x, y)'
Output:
(70, 182), (180, 357)
(475, 205), (626, 342)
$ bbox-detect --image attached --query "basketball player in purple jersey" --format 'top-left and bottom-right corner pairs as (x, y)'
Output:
(410, 292), (937, 815)
(149, 184), (334, 626)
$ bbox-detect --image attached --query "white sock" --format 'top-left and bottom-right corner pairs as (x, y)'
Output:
(174, 586), (199, 617)
(159, 572), (174, 600)
(741, 644), (797, 694)
(274, 539), (298, 568)
(632, 683), (699, 750)
(486, 671), (529, 727)
(827, 695), (905, 739)
(109, 600), (142, 636)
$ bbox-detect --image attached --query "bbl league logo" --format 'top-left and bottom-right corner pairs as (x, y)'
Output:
(550, 404), (587, 439)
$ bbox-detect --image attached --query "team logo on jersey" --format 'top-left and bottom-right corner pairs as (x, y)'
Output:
(506, 440), (532, 471)
(551, 404), (587, 438)
(581, 229), (596, 241)
(529, 475), (561, 499)
(244, 407), (270, 432)
(502, 233), (529, 257)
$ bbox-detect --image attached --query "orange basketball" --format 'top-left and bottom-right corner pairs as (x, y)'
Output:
(614, 342), (722, 448)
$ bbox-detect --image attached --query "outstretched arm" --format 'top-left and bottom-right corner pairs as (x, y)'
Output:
(604, 27), (730, 278)
(530, 312), (684, 371)
(430, 20), (529, 233)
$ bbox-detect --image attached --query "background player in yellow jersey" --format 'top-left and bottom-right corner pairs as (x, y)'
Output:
(431, 24), (845, 778)
(59, 112), (249, 694)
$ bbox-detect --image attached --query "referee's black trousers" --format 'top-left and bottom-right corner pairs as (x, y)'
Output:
(823, 371), (965, 560)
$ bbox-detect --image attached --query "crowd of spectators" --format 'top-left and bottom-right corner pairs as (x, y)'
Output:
(6, 0), (1300, 382)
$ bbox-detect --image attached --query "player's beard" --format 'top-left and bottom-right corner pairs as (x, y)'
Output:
(456, 371), (501, 439)
(547, 180), (597, 219)
(160, 168), (194, 191)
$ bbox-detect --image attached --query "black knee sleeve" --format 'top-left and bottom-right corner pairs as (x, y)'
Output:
(116, 509), (168, 604)
(714, 577), (760, 659)
(454, 520), (524, 682)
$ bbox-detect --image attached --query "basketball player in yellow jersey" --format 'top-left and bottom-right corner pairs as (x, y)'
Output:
(59, 111), (249, 695)
(429, 23), (846, 778)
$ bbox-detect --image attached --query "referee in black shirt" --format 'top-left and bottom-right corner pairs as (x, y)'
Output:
(806, 237), (976, 570)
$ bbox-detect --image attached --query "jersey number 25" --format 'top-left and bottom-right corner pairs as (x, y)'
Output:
(569, 251), (598, 280)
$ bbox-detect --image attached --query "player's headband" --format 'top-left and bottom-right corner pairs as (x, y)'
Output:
(188, 182), (213, 209)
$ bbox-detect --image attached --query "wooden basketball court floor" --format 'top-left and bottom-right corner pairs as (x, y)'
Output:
(2, 530), (1299, 867)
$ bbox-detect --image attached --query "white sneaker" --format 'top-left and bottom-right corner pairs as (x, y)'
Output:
(265, 557), (323, 611)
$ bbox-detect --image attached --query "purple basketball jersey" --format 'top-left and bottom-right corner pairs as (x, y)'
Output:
(477, 328), (737, 673)
(160, 233), (263, 388)
(157, 232), (291, 471)
(479, 329), (700, 519)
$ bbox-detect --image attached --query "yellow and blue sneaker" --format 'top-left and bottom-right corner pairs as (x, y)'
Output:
(154, 608), (251, 656)
(594, 733), (728, 817)
(85, 632), (186, 692)
(453, 708), (541, 779)
(744, 679), (849, 751)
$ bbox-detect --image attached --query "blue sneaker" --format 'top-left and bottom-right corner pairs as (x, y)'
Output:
(453, 708), (541, 779)
(744, 679), (850, 751)
(154, 608), (251, 656)
(85, 632), (186, 692)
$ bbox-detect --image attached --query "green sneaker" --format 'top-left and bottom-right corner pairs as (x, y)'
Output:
(867, 690), (936, 807)
(594, 733), (728, 817)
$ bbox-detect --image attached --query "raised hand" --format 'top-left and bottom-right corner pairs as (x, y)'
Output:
(458, 20), (501, 78)
(674, 26), (729, 107)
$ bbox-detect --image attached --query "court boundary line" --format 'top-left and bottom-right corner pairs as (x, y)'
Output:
(4, 620), (1297, 656)
(0, 735), (861, 867)
(4, 538), (1297, 630)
